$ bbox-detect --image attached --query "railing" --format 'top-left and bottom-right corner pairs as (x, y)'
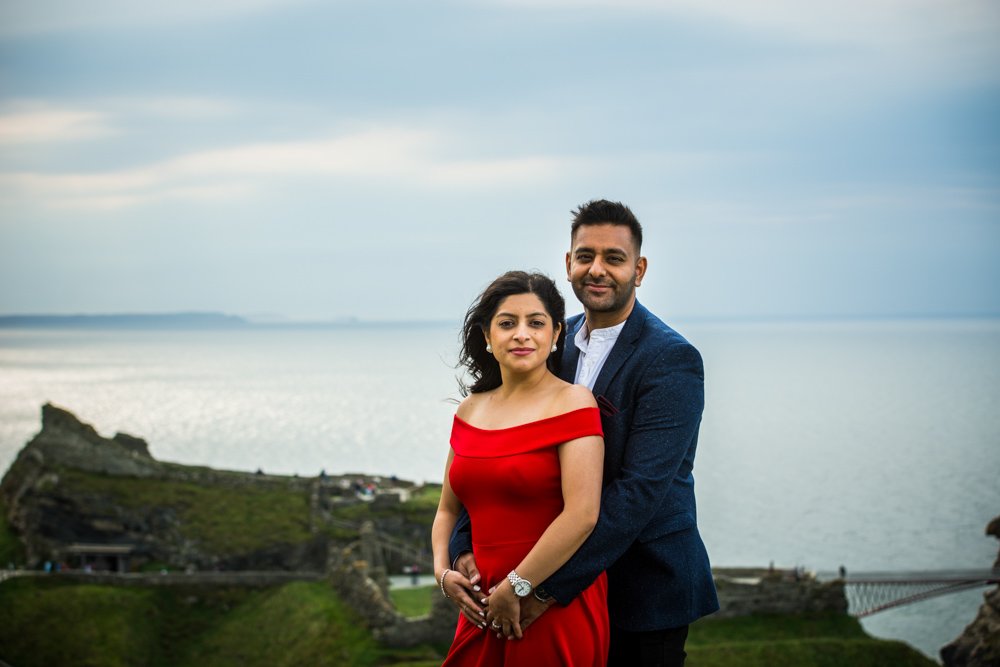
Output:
(842, 569), (999, 617)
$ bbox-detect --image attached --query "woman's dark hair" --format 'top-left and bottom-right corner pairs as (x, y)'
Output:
(459, 270), (566, 395)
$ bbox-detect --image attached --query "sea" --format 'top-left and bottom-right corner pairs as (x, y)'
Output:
(1, 318), (998, 662)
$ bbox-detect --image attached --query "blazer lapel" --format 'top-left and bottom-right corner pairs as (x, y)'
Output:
(559, 314), (584, 383)
(591, 302), (647, 400)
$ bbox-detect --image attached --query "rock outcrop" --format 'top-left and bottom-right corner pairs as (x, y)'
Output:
(713, 568), (847, 618)
(0, 404), (430, 574)
(941, 514), (1000, 666)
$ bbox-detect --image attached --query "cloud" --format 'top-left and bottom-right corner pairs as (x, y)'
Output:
(0, 107), (116, 144)
(0, 125), (570, 211)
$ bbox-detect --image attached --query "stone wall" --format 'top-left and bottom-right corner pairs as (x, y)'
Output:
(23, 570), (324, 587)
(713, 568), (847, 618)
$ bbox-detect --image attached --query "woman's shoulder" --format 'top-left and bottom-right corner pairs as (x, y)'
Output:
(455, 390), (491, 421)
(551, 381), (597, 413)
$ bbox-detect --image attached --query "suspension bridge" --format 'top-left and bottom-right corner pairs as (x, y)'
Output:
(839, 568), (999, 617)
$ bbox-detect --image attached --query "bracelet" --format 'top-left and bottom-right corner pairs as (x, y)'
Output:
(439, 569), (452, 598)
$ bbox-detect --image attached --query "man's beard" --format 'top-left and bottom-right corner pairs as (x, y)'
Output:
(571, 276), (636, 314)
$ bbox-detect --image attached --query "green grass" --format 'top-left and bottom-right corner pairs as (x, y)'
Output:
(0, 578), (937, 667)
(0, 577), (405, 667)
(56, 468), (312, 555)
(172, 582), (381, 667)
(0, 497), (26, 566)
(686, 614), (937, 667)
(389, 584), (436, 617)
(0, 576), (165, 667)
(404, 485), (441, 511)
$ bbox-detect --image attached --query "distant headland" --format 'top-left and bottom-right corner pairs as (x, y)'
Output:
(0, 312), (250, 329)
(0, 312), (453, 330)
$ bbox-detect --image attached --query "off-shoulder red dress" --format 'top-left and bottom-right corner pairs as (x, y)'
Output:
(443, 407), (609, 667)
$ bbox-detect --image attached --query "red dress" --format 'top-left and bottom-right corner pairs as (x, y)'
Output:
(443, 407), (609, 667)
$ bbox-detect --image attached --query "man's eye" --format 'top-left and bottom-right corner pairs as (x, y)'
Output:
(576, 254), (593, 262)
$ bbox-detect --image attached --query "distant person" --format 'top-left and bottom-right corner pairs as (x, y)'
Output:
(450, 200), (718, 666)
(432, 271), (608, 665)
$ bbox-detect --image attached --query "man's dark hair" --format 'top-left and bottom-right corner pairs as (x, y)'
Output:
(571, 199), (643, 252)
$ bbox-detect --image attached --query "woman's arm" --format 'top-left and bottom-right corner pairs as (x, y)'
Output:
(431, 448), (487, 629)
(486, 431), (604, 638)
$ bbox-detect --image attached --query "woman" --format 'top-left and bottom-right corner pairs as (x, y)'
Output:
(431, 271), (609, 666)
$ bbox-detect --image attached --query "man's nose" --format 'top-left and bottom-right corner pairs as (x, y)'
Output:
(588, 258), (606, 277)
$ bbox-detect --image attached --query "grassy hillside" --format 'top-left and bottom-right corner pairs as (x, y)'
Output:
(389, 584), (936, 667)
(55, 467), (313, 556)
(0, 577), (442, 667)
(686, 613), (936, 666)
(0, 578), (936, 667)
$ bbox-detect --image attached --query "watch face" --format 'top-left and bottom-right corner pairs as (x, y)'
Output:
(513, 579), (532, 597)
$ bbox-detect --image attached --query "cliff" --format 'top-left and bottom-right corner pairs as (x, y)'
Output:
(941, 514), (1000, 666)
(0, 404), (433, 573)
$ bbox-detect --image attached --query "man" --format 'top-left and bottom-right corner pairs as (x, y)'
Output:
(450, 199), (718, 666)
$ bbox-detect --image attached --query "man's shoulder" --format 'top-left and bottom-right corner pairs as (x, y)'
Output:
(631, 302), (697, 351)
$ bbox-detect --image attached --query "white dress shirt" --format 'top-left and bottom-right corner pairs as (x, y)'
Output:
(573, 320), (626, 390)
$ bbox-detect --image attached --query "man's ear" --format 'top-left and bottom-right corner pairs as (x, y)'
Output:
(634, 256), (648, 286)
(565, 251), (572, 281)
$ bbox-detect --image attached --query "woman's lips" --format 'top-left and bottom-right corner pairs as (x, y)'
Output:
(510, 348), (534, 356)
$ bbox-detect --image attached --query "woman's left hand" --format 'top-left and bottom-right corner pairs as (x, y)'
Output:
(484, 583), (523, 639)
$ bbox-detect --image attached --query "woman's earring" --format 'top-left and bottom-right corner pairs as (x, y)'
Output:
(486, 343), (493, 353)
(551, 343), (558, 353)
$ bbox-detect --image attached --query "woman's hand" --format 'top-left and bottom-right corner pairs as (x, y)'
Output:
(440, 568), (487, 629)
(484, 581), (523, 639)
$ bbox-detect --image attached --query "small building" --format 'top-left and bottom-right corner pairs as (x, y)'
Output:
(64, 543), (136, 573)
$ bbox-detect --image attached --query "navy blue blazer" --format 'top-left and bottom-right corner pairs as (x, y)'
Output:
(450, 301), (719, 631)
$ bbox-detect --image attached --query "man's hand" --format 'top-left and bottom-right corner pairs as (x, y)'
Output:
(454, 552), (481, 592)
(519, 593), (555, 632)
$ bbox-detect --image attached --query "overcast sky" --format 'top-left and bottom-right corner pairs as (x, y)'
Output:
(1, 0), (997, 322)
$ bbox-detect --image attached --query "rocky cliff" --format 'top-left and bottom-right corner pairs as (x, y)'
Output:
(941, 514), (1000, 666)
(0, 404), (432, 573)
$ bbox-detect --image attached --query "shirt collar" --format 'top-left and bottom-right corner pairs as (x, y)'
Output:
(574, 319), (626, 353)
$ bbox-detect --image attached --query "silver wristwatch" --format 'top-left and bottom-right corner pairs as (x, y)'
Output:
(507, 570), (533, 597)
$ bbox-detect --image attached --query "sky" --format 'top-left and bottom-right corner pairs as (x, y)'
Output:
(0, 0), (998, 322)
